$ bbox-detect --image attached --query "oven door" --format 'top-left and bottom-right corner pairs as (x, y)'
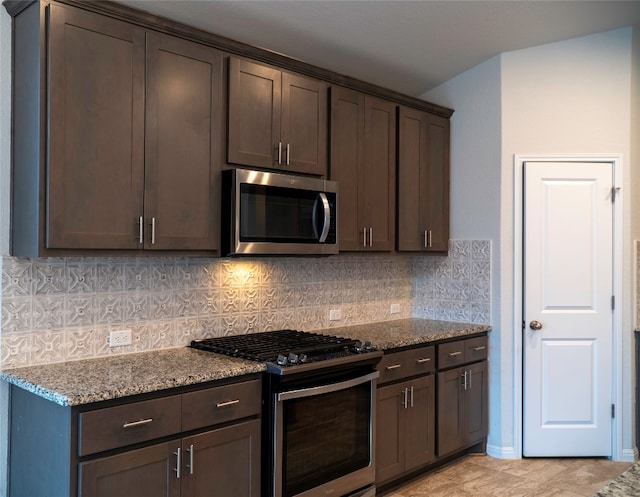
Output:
(273, 371), (378, 497)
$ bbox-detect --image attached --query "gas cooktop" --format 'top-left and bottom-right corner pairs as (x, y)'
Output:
(190, 329), (382, 375)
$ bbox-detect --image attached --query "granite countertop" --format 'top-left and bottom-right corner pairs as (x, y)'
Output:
(327, 318), (491, 350)
(595, 461), (640, 496)
(0, 318), (490, 407)
(0, 348), (265, 407)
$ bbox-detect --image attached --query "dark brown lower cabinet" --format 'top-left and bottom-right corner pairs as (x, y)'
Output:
(437, 360), (489, 457)
(376, 375), (436, 484)
(8, 375), (262, 497)
(79, 419), (261, 497)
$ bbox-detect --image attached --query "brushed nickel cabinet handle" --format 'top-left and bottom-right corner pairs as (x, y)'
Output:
(473, 346), (486, 351)
(138, 216), (144, 244)
(385, 364), (402, 370)
(150, 217), (156, 245)
(363, 227), (368, 248)
(416, 357), (431, 363)
(424, 230), (428, 248)
(402, 387), (408, 409)
(428, 230), (433, 248)
(410, 385), (414, 408)
(278, 142), (282, 164)
(122, 418), (153, 429)
(468, 370), (473, 389)
(448, 351), (462, 357)
(369, 227), (373, 247)
(174, 447), (181, 479)
(286, 143), (290, 165)
(186, 444), (194, 475)
(216, 399), (240, 408)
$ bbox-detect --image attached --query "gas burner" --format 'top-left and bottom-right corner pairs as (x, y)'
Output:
(190, 329), (378, 375)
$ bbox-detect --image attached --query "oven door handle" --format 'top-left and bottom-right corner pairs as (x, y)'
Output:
(277, 371), (379, 402)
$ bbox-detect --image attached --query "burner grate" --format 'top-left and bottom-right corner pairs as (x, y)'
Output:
(190, 329), (355, 362)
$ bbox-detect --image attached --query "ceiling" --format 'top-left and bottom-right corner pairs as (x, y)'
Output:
(117, 0), (640, 97)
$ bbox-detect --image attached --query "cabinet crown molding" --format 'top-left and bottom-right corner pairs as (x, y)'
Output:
(3, 0), (454, 118)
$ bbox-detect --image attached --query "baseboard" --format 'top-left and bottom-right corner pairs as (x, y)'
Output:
(486, 443), (520, 460)
(618, 447), (637, 463)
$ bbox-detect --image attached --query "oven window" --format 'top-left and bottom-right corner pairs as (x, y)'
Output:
(282, 381), (372, 497)
(240, 184), (320, 243)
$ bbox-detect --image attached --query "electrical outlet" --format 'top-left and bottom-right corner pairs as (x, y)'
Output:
(329, 309), (342, 321)
(390, 303), (401, 314)
(109, 329), (132, 347)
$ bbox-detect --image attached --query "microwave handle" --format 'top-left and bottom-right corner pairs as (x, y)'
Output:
(313, 193), (331, 243)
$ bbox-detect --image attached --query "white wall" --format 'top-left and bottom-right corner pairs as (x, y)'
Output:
(0, 5), (10, 496)
(420, 56), (510, 455)
(424, 27), (637, 460)
(502, 27), (634, 460)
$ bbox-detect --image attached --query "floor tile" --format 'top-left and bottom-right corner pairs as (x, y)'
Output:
(384, 455), (633, 497)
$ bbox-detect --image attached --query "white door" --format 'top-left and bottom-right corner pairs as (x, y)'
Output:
(523, 161), (613, 457)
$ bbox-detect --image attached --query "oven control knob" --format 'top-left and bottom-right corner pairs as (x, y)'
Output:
(276, 354), (288, 366)
(299, 353), (309, 363)
(288, 353), (299, 365)
(364, 341), (373, 351)
(353, 340), (364, 353)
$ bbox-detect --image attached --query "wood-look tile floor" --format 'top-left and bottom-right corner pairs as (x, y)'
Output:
(383, 454), (633, 497)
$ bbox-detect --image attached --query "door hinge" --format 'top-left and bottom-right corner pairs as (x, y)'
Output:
(611, 404), (615, 418)
(611, 295), (615, 310)
(611, 186), (621, 203)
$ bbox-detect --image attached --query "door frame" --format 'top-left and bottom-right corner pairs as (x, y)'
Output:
(512, 154), (625, 460)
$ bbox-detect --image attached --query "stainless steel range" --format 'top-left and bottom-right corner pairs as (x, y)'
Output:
(191, 330), (382, 497)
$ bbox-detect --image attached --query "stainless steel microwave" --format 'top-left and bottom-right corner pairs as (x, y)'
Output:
(222, 169), (338, 256)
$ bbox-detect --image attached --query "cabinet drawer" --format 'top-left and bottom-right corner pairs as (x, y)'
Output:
(182, 379), (262, 432)
(378, 346), (435, 384)
(437, 341), (466, 369)
(465, 336), (488, 363)
(78, 395), (182, 456)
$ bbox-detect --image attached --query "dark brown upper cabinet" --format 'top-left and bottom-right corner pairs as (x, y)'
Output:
(11, 2), (223, 256)
(397, 106), (450, 252)
(228, 57), (328, 176)
(330, 87), (396, 251)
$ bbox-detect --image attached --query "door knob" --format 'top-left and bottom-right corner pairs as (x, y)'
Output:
(529, 320), (543, 331)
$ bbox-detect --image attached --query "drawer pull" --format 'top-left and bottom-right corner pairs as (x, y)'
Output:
(216, 399), (240, 408)
(473, 346), (486, 351)
(385, 364), (402, 370)
(416, 358), (431, 363)
(448, 351), (462, 357)
(122, 418), (153, 429)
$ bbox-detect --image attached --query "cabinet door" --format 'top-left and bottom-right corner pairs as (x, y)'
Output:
(330, 87), (365, 251)
(397, 106), (425, 251)
(78, 442), (180, 497)
(465, 361), (489, 446)
(145, 32), (223, 251)
(397, 107), (450, 252)
(362, 96), (396, 251)
(404, 375), (436, 471)
(424, 113), (450, 251)
(376, 382), (405, 484)
(181, 419), (261, 497)
(47, 4), (145, 249)
(228, 57), (281, 169)
(436, 366), (465, 457)
(281, 72), (328, 175)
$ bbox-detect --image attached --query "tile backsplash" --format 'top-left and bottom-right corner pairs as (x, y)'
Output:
(0, 240), (491, 368)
